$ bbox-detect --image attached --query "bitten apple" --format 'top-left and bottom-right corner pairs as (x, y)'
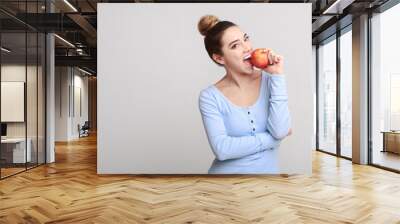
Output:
(250, 48), (269, 69)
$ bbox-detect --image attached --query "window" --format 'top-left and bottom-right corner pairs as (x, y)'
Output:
(340, 28), (352, 158)
(370, 2), (400, 171)
(318, 36), (337, 154)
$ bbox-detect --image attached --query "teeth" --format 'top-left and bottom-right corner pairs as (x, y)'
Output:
(243, 54), (251, 60)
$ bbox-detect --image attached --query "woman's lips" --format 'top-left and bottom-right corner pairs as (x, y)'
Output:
(243, 59), (252, 67)
(243, 54), (252, 67)
(243, 54), (251, 61)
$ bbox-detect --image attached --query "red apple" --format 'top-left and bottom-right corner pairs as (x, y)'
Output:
(250, 48), (269, 69)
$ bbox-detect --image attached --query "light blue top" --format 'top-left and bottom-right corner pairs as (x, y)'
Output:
(198, 71), (291, 174)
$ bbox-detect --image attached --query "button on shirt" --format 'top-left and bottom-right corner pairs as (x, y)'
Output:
(198, 71), (291, 174)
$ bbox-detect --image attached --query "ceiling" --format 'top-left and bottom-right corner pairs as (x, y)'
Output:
(0, 0), (393, 75)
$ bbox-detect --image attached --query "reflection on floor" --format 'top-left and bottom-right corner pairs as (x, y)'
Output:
(341, 147), (352, 158)
(0, 167), (25, 178)
(0, 134), (400, 223)
(373, 150), (400, 170)
(0, 163), (40, 178)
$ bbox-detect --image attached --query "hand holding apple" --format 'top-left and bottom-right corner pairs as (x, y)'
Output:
(249, 48), (284, 75)
(249, 48), (269, 69)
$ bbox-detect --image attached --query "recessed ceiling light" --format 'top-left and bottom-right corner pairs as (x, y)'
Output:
(1, 47), (11, 53)
(54, 34), (75, 48)
(78, 67), (93, 76)
(63, 0), (78, 12)
(322, 0), (354, 15)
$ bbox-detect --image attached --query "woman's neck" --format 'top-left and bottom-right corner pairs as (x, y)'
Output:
(224, 70), (261, 89)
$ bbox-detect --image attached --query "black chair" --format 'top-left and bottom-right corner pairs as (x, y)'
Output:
(79, 121), (90, 138)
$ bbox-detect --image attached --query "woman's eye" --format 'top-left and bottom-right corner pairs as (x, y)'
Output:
(232, 44), (238, 49)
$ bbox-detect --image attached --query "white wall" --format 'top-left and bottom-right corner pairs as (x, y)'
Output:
(55, 67), (89, 141)
(72, 72), (89, 138)
(55, 67), (69, 141)
(98, 3), (313, 174)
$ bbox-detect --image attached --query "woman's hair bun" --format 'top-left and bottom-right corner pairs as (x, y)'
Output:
(198, 15), (220, 37)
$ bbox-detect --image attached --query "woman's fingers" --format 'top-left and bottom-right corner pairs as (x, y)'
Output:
(262, 48), (272, 53)
(276, 55), (283, 63)
(268, 50), (274, 65)
(267, 50), (279, 65)
(261, 48), (283, 65)
(271, 53), (283, 64)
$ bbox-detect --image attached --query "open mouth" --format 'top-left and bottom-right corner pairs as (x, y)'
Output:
(243, 54), (252, 67)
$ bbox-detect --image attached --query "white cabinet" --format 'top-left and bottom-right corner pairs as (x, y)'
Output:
(1, 138), (32, 163)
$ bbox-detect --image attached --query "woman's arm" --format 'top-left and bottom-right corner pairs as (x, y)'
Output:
(260, 49), (291, 139)
(265, 73), (291, 140)
(199, 89), (280, 161)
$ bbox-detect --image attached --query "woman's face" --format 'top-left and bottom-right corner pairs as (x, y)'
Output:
(213, 26), (254, 75)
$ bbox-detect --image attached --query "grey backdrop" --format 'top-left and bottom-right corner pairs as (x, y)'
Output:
(98, 3), (313, 174)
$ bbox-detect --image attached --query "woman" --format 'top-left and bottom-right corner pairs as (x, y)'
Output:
(197, 15), (292, 174)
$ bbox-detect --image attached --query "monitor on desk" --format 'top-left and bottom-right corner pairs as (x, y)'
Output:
(1, 123), (7, 138)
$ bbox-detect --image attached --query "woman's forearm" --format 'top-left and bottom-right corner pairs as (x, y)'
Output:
(206, 132), (280, 161)
(266, 74), (291, 139)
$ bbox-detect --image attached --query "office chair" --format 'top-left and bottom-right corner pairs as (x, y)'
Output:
(79, 121), (90, 138)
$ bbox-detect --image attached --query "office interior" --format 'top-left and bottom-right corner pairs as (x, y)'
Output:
(0, 0), (399, 223)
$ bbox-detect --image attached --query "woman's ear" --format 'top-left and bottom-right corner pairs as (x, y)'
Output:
(212, 53), (225, 65)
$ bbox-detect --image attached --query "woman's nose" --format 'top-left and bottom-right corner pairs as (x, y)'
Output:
(244, 42), (252, 52)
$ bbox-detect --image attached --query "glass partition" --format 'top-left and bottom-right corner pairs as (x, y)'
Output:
(0, 31), (28, 177)
(0, 1), (46, 179)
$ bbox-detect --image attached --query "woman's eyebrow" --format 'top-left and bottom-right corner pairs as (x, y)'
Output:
(228, 33), (248, 47)
(228, 39), (239, 47)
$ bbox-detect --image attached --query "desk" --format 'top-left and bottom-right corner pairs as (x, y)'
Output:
(1, 138), (31, 163)
(381, 131), (400, 154)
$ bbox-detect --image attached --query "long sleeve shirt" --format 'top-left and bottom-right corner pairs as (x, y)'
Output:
(198, 70), (291, 174)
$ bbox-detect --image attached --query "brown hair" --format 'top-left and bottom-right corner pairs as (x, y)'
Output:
(197, 15), (236, 66)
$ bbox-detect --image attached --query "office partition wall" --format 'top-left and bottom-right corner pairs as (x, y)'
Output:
(98, 3), (313, 174)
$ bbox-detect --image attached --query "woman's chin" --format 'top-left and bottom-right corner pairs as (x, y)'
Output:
(243, 66), (254, 74)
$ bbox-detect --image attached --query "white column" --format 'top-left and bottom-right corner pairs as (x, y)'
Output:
(46, 33), (55, 163)
(46, 1), (55, 163)
(352, 14), (369, 164)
